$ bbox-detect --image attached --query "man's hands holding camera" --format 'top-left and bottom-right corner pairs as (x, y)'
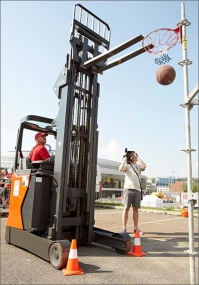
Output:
(121, 148), (146, 171)
(123, 155), (127, 161)
(123, 151), (138, 162)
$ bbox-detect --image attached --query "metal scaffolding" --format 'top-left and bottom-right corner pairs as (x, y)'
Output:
(178, 2), (199, 284)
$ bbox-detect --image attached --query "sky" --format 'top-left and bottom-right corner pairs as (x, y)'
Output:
(1, 1), (198, 179)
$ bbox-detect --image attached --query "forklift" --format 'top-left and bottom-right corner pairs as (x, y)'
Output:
(5, 4), (152, 269)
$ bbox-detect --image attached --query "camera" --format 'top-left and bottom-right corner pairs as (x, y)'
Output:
(123, 148), (135, 163)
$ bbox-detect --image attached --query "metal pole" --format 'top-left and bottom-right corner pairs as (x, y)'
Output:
(178, 2), (196, 284)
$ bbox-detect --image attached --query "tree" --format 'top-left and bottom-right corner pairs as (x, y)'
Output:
(182, 182), (198, 192)
(182, 183), (187, 192)
(192, 183), (199, 192)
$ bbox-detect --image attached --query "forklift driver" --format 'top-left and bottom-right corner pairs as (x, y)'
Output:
(28, 132), (52, 162)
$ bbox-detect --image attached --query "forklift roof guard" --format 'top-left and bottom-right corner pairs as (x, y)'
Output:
(20, 115), (57, 135)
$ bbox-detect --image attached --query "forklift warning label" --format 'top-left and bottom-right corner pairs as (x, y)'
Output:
(22, 175), (29, 186)
(13, 180), (20, 196)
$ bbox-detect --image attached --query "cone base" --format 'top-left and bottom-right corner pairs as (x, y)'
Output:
(62, 268), (84, 276)
(128, 251), (146, 257)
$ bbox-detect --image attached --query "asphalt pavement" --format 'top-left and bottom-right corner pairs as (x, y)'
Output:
(1, 208), (198, 284)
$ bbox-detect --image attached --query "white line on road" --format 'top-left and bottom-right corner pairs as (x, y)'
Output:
(95, 210), (182, 230)
(95, 211), (122, 215)
(139, 217), (182, 225)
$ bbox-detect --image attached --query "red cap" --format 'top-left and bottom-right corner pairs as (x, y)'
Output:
(35, 132), (48, 140)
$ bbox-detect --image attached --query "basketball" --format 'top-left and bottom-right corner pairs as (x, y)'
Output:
(156, 65), (176, 85)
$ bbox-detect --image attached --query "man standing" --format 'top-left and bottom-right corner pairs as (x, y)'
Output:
(28, 132), (50, 162)
(119, 151), (146, 234)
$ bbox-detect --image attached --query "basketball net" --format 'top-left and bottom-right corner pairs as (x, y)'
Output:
(142, 26), (182, 65)
(153, 47), (172, 65)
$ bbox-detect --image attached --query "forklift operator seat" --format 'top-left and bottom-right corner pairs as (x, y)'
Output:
(18, 157), (32, 170)
(31, 160), (54, 175)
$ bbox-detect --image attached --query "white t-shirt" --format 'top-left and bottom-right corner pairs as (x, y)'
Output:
(119, 161), (141, 191)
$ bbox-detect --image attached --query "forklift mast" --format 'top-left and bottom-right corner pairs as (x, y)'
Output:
(50, 4), (111, 243)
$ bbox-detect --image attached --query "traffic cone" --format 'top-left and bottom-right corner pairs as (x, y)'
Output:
(128, 230), (146, 257)
(181, 207), (188, 218)
(62, 239), (84, 276)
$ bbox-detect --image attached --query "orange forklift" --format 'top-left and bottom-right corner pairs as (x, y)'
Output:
(5, 4), (152, 269)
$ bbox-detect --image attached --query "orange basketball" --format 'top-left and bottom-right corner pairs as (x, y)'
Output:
(156, 65), (176, 85)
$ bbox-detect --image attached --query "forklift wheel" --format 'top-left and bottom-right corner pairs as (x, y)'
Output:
(48, 240), (70, 270)
(112, 233), (131, 254)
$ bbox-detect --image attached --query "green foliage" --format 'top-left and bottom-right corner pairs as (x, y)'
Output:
(140, 177), (147, 190)
(95, 202), (123, 207)
(95, 203), (199, 214)
(192, 183), (199, 192)
(182, 182), (198, 192)
(165, 206), (175, 211)
(183, 183), (187, 192)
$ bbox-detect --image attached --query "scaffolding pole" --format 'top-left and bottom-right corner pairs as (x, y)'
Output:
(178, 2), (197, 284)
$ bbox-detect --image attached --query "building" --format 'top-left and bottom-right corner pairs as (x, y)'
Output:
(146, 178), (156, 194)
(168, 181), (183, 193)
(0, 151), (147, 198)
(97, 158), (148, 198)
(0, 147), (54, 169)
(97, 158), (124, 198)
(156, 177), (183, 193)
(0, 151), (19, 169)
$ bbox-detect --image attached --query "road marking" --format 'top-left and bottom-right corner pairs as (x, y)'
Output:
(100, 217), (182, 231)
(95, 210), (182, 230)
(139, 217), (182, 225)
(95, 211), (122, 215)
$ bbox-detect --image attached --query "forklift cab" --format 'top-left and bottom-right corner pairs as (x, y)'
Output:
(14, 114), (57, 173)
(7, 115), (57, 232)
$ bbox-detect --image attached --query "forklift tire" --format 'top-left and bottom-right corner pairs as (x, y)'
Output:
(112, 233), (131, 254)
(48, 240), (70, 270)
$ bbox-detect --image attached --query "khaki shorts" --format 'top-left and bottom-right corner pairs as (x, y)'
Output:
(123, 189), (141, 209)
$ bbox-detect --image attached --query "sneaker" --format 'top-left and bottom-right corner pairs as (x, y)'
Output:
(134, 228), (144, 235)
(121, 229), (126, 233)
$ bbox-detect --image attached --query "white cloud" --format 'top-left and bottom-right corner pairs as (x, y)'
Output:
(144, 168), (164, 178)
(99, 140), (123, 162)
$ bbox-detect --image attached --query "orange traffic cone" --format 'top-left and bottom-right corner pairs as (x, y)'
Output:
(62, 239), (84, 276)
(181, 207), (188, 218)
(128, 230), (146, 257)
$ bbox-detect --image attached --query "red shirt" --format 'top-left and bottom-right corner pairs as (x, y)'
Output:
(28, 143), (50, 162)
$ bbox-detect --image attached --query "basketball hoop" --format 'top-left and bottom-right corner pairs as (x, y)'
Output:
(142, 25), (182, 65)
